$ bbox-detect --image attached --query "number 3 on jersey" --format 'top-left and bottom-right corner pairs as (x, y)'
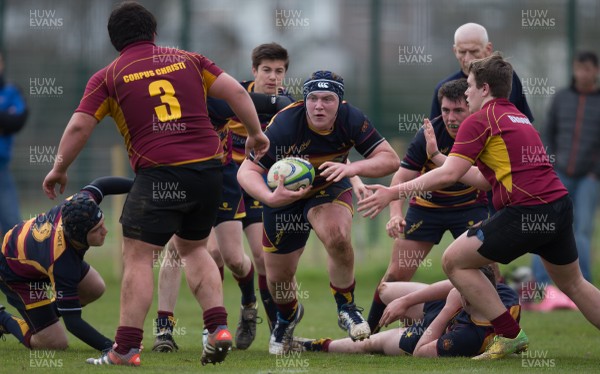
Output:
(149, 79), (182, 122)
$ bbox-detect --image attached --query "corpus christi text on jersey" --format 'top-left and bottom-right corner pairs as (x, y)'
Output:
(123, 62), (188, 83)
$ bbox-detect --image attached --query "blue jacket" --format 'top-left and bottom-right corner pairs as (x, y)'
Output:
(0, 83), (27, 163)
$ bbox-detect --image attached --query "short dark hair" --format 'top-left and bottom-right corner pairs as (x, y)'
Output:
(437, 78), (468, 105)
(575, 50), (598, 67)
(251, 43), (289, 71)
(108, 2), (157, 52)
(468, 52), (513, 99)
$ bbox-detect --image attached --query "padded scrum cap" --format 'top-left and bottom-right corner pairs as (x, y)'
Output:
(61, 193), (103, 247)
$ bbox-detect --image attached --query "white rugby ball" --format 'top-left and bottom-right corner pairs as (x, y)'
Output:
(267, 157), (315, 191)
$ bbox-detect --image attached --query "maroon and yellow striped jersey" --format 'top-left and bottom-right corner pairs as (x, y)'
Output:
(450, 98), (567, 210)
(76, 41), (224, 171)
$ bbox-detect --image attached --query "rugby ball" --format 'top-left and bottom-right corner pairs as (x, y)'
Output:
(267, 157), (315, 191)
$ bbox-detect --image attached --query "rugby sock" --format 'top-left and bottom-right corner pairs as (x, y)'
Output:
(276, 299), (298, 322)
(366, 288), (387, 331)
(114, 326), (143, 354)
(203, 306), (228, 334)
(331, 280), (356, 311)
(259, 274), (278, 328)
(218, 265), (225, 282)
(233, 262), (256, 306)
(490, 310), (520, 339)
(321, 338), (332, 352)
(156, 310), (175, 334)
(0, 311), (28, 346)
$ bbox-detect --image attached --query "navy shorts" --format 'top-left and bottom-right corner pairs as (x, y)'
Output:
(403, 205), (489, 244)
(470, 195), (579, 265)
(241, 189), (263, 228)
(215, 161), (246, 225)
(399, 299), (445, 354)
(121, 160), (223, 246)
(262, 181), (353, 254)
(0, 256), (90, 333)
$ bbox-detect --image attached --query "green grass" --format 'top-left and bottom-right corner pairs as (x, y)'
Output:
(3, 204), (600, 372)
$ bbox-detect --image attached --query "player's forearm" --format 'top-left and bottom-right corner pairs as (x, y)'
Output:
(413, 289), (462, 357)
(62, 312), (113, 351)
(237, 160), (271, 204)
(227, 92), (263, 137)
(429, 153), (490, 191)
(53, 113), (97, 173)
(394, 168), (453, 199)
(388, 168), (417, 216)
(403, 280), (454, 306)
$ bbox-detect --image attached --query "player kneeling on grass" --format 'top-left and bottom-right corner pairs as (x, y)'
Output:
(238, 70), (400, 354)
(0, 177), (132, 352)
(292, 265), (521, 358)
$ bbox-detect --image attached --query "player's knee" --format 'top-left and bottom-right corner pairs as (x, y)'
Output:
(88, 277), (106, 302)
(322, 228), (351, 254)
(441, 251), (455, 276)
(377, 282), (390, 299)
(224, 255), (245, 275)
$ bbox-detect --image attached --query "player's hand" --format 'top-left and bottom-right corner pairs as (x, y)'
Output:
(319, 161), (355, 182)
(379, 296), (411, 327)
(246, 132), (270, 162)
(267, 176), (312, 208)
(423, 118), (439, 158)
(43, 169), (67, 200)
(386, 214), (406, 239)
(357, 184), (396, 219)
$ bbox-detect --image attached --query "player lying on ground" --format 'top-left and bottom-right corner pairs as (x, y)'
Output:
(0, 176), (132, 351)
(292, 265), (521, 357)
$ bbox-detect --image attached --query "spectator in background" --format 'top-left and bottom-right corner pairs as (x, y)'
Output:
(531, 51), (600, 311)
(430, 22), (533, 122)
(0, 52), (28, 236)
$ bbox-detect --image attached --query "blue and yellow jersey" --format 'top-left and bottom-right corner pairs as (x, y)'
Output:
(208, 81), (295, 165)
(0, 191), (95, 310)
(436, 284), (520, 357)
(401, 116), (487, 209)
(255, 101), (385, 195)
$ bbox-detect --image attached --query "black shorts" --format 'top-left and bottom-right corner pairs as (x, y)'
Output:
(0, 257), (90, 333)
(403, 205), (488, 244)
(121, 160), (223, 246)
(399, 299), (445, 354)
(469, 195), (578, 265)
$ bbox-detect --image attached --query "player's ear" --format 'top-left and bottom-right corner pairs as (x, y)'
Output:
(485, 42), (493, 55)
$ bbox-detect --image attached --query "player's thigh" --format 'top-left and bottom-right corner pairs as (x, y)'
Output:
(442, 230), (493, 272)
(214, 220), (245, 263)
(308, 203), (352, 244)
(78, 265), (105, 306)
(30, 320), (68, 350)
